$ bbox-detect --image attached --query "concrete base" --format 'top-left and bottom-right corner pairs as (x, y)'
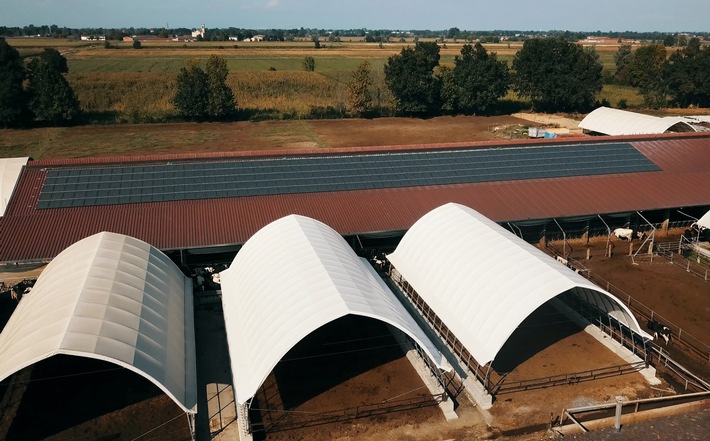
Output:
(463, 376), (494, 410)
(402, 348), (459, 420)
(549, 298), (661, 386)
(235, 403), (254, 441)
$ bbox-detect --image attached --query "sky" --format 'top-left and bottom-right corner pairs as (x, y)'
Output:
(2, 0), (709, 33)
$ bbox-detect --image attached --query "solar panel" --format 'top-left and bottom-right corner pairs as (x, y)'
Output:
(36, 142), (660, 209)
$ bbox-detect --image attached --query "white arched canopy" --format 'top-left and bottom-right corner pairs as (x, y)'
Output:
(0, 232), (197, 413)
(220, 214), (447, 405)
(697, 209), (710, 230)
(0, 157), (28, 216)
(387, 203), (650, 366)
(579, 106), (696, 135)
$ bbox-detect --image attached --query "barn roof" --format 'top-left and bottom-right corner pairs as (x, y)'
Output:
(579, 107), (697, 136)
(220, 214), (447, 405)
(0, 157), (28, 216)
(387, 203), (651, 366)
(0, 232), (197, 413)
(1, 133), (710, 263)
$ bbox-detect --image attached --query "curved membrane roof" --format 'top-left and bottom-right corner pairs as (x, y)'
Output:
(0, 232), (197, 413)
(697, 209), (710, 230)
(0, 157), (28, 216)
(579, 106), (696, 136)
(387, 203), (650, 366)
(220, 214), (447, 405)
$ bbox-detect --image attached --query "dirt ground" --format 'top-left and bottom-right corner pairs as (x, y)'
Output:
(557, 232), (710, 347)
(0, 114), (545, 160)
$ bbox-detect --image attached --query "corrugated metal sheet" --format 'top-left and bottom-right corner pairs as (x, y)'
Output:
(2, 135), (710, 263)
(633, 138), (710, 173)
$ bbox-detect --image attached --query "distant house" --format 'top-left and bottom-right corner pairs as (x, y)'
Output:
(80, 35), (106, 41)
(228, 36), (239, 41)
(192, 24), (205, 39)
(244, 35), (265, 42)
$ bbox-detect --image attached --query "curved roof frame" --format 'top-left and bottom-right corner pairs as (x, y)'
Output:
(697, 209), (710, 230)
(220, 215), (447, 405)
(387, 203), (651, 366)
(0, 232), (197, 414)
(579, 106), (696, 135)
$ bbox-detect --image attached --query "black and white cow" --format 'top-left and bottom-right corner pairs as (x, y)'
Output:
(647, 320), (672, 345)
(613, 228), (645, 242)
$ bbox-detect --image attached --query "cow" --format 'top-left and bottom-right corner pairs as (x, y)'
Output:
(613, 228), (645, 242)
(647, 320), (672, 345)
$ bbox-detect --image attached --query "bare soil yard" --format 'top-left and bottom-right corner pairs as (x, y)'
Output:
(0, 115), (531, 160)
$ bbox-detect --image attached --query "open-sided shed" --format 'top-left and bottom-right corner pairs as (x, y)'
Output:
(220, 214), (448, 405)
(0, 231), (197, 414)
(579, 107), (696, 136)
(387, 203), (651, 367)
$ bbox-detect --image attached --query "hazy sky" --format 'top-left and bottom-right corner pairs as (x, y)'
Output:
(2, 0), (708, 32)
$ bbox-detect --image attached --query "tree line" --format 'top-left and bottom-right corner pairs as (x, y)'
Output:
(613, 38), (710, 108)
(374, 38), (603, 116)
(3, 24), (709, 44)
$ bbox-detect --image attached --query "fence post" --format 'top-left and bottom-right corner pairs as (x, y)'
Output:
(614, 397), (623, 432)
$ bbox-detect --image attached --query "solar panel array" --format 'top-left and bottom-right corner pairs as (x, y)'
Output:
(37, 142), (660, 209)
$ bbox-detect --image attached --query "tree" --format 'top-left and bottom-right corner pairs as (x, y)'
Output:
(346, 61), (373, 116)
(384, 42), (441, 114)
(172, 59), (209, 119)
(205, 54), (236, 118)
(302, 56), (315, 72)
(440, 43), (509, 114)
(39, 48), (68, 73)
(26, 58), (80, 123)
(0, 37), (27, 127)
(132, 39), (142, 49)
(512, 37), (602, 112)
(613, 44), (633, 84)
(626, 44), (667, 108)
(664, 40), (710, 107)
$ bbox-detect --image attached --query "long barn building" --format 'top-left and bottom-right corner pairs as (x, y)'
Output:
(1, 132), (710, 263)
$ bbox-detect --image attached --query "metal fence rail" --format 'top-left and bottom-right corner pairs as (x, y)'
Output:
(250, 394), (440, 434)
(559, 390), (710, 433)
(491, 362), (647, 395)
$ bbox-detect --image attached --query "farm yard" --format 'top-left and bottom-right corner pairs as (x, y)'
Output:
(2, 228), (708, 440)
(2, 32), (710, 441)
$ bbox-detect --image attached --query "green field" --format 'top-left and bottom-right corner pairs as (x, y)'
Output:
(5, 37), (643, 122)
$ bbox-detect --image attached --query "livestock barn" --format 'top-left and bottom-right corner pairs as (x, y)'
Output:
(1, 132), (710, 440)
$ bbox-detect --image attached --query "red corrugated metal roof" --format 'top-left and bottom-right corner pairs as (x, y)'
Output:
(2, 135), (710, 263)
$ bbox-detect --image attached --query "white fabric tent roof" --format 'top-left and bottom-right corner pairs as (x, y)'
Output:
(0, 157), (28, 216)
(0, 232), (197, 413)
(697, 209), (710, 230)
(578, 107), (696, 136)
(387, 203), (650, 366)
(220, 214), (447, 405)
